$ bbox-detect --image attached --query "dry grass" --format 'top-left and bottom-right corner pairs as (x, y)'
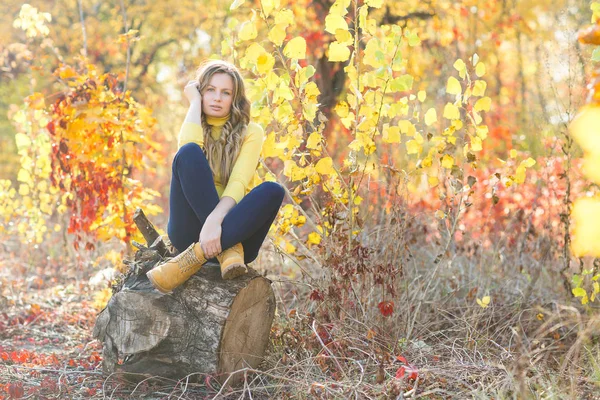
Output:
(2, 209), (600, 399)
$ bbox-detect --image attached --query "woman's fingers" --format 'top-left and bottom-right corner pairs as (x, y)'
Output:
(201, 240), (221, 258)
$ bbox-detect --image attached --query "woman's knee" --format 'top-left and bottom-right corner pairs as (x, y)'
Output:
(174, 143), (207, 166)
(260, 181), (285, 205)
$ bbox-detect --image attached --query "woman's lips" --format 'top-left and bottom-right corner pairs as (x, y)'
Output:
(210, 105), (222, 110)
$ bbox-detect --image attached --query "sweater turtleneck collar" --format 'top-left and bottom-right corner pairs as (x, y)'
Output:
(205, 113), (230, 127)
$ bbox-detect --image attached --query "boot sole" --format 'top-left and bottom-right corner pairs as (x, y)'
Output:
(221, 263), (247, 280)
(146, 270), (172, 294)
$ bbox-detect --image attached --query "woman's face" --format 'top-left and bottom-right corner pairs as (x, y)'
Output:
(202, 72), (234, 118)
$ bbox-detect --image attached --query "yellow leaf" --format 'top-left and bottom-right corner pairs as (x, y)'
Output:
(446, 76), (462, 95)
(582, 154), (600, 184)
(14, 133), (31, 151)
(443, 103), (460, 120)
(476, 296), (491, 308)
(363, 38), (383, 68)
(283, 160), (307, 181)
(474, 97), (492, 112)
(325, 13), (348, 34)
(335, 101), (349, 118)
(441, 154), (454, 169)
(330, 0), (351, 15)
(476, 125), (488, 139)
(19, 184), (30, 196)
(315, 157), (335, 175)
(335, 28), (353, 44)
(406, 140), (420, 154)
(382, 125), (401, 143)
(398, 120), (416, 135)
(471, 136), (482, 152)
(302, 102), (318, 121)
(262, 132), (285, 158)
(295, 66), (316, 87)
(521, 157), (536, 168)
(475, 62), (486, 77)
(514, 166), (526, 184)
(424, 108), (437, 126)
(418, 90), (426, 102)
(435, 210), (446, 219)
(268, 23), (287, 46)
(239, 20), (257, 41)
(261, 0), (278, 17)
(328, 42), (350, 62)
(275, 9), (294, 25)
(17, 169), (32, 184)
(257, 53), (275, 74)
(285, 241), (296, 254)
(473, 80), (487, 97)
(283, 37), (307, 59)
(25, 92), (46, 109)
(453, 59), (467, 79)
(307, 232), (322, 245)
(569, 105), (600, 155)
(428, 175), (439, 187)
(304, 82), (320, 99)
(510, 149), (517, 158)
(365, 0), (383, 8)
(306, 131), (322, 150)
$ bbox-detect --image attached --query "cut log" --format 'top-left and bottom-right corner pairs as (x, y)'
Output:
(93, 210), (276, 385)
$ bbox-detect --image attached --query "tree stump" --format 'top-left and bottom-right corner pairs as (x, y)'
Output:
(93, 209), (276, 385)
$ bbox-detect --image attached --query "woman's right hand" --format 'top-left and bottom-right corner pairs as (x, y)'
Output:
(183, 80), (202, 105)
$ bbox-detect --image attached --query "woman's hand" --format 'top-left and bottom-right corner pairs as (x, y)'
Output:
(199, 218), (222, 259)
(183, 80), (202, 105)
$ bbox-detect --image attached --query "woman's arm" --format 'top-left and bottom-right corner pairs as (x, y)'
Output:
(183, 80), (203, 124)
(178, 81), (205, 149)
(200, 197), (236, 258)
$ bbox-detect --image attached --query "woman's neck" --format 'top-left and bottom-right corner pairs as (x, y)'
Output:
(205, 113), (230, 127)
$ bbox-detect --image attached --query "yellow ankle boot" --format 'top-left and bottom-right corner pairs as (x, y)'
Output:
(217, 243), (247, 280)
(146, 242), (207, 293)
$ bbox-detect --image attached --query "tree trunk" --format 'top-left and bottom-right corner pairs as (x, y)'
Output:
(93, 209), (276, 386)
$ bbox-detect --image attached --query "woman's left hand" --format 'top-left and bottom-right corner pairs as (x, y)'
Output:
(199, 218), (222, 259)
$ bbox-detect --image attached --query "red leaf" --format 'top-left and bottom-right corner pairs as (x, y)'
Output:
(7, 382), (24, 399)
(378, 301), (394, 317)
(395, 365), (418, 381)
(396, 354), (407, 364)
(309, 289), (324, 301)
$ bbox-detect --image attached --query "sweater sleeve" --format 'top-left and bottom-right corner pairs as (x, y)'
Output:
(221, 122), (265, 203)
(178, 122), (204, 149)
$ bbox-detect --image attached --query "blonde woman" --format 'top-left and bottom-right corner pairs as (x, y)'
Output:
(147, 60), (284, 293)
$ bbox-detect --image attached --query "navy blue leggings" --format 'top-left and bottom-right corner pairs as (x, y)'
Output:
(167, 143), (285, 264)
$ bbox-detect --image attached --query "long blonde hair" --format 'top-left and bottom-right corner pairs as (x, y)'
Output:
(195, 60), (250, 184)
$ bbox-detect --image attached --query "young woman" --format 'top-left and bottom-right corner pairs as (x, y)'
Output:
(147, 60), (285, 293)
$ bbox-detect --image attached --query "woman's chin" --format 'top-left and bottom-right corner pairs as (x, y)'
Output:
(204, 109), (229, 118)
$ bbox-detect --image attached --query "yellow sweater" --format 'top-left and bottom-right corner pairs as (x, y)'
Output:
(177, 114), (264, 204)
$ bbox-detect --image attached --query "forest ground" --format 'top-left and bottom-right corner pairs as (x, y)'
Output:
(1, 229), (600, 400)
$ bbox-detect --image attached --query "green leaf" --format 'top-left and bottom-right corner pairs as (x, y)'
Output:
(390, 75), (413, 92)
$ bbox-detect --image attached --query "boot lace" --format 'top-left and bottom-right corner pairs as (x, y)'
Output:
(171, 243), (201, 273)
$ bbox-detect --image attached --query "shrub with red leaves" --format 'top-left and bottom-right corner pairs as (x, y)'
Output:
(378, 301), (394, 317)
